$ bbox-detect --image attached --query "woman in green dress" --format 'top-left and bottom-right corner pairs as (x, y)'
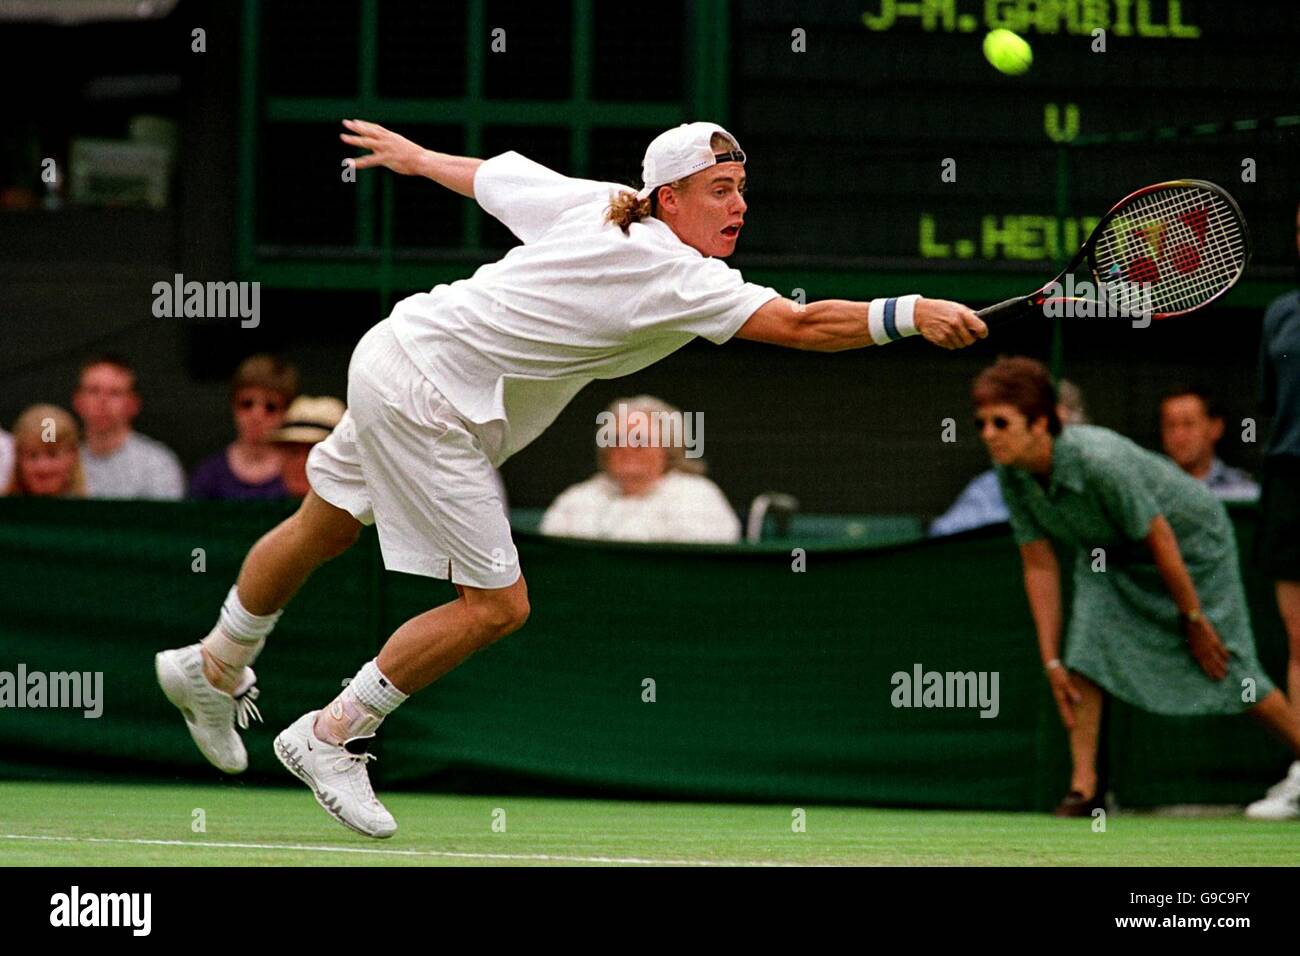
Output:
(972, 357), (1300, 817)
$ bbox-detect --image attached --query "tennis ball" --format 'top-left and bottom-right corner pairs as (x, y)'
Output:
(983, 29), (1033, 76)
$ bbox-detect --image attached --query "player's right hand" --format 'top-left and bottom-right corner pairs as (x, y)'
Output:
(340, 119), (429, 176)
(914, 298), (988, 350)
(1047, 666), (1082, 729)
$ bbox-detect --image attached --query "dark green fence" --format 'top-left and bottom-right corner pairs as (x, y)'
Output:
(0, 499), (1289, 810)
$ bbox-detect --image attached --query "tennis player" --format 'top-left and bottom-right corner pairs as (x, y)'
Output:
(157, 120), (987, 838)
(974, 357), (1300, 818)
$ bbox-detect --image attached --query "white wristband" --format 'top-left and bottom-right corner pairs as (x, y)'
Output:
(867, 294), (922, 345)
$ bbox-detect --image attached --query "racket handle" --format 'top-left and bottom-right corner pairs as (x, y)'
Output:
(977, 296), (1033, 327)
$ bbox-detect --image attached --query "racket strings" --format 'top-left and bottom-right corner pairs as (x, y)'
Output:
(1094, 189), (1236, 310)
(1091, 185), (1247, 315)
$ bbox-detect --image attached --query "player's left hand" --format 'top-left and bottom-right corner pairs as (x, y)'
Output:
(340, 119), (429, 176)
(1185, 616), (1230, 681)
(914, 298), (988, 350)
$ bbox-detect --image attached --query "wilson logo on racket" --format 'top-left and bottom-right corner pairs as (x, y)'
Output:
(979, 180), (1250, 327)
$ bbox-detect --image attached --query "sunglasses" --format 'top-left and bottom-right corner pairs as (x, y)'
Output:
(237, 398), (284, 414)
(975, 415), (1013, 431)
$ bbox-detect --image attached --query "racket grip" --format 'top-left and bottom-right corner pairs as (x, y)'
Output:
(976, 296), (1032, 326)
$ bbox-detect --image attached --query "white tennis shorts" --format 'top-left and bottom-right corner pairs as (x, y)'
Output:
(306, 318), (520, 589)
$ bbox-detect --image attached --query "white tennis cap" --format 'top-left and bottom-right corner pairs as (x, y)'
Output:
(636, 122), (746, 201)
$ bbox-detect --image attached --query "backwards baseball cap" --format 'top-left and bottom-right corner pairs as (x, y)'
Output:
(636, 122), (746, 201)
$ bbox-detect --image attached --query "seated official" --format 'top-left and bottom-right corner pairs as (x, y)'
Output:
(190, 354), (299, 500)
(541, 395), (741, 543)
(6, 404), (86, 497)
(1159, 385), (1259, 502)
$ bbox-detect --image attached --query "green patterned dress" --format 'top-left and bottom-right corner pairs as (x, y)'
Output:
(996, 425), (1273, 715)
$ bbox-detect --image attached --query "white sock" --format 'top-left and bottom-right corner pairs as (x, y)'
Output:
(217, 585), (282, 651)
(347, 659), (409, 716)
(313, 660), (409, 745)
(200, 586), (281, 690)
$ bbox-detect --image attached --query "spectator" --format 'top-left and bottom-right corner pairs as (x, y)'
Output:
(72, 354), (185, 500)
(0, 427), (13, 497)
(6, 404), (85, 497)
(190, 354), (300, 500)
(270, 396), (345, 499)
(541, 395), (740, 543)
(929, 378), (1087, 536)
(1159, 385), (1259, 501)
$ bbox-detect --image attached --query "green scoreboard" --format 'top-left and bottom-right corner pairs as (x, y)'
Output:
(734, 0), (1299, 276)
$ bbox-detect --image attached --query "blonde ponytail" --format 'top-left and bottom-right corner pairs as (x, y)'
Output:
(604, 190), (653, 233)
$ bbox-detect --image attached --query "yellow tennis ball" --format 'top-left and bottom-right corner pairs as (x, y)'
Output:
(983, 29), (1033, 76)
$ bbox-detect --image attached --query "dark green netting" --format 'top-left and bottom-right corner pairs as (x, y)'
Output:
(0, 499), (1287, 809)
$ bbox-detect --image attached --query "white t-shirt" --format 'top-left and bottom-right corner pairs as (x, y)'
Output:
(540, 471), (742, 544)
(82, 431), (185, 500)
(389, 151), (779, 466)
(0, 429), (13, 494)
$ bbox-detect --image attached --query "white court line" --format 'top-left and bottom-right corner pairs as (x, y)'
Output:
(1, 833), (806, 867)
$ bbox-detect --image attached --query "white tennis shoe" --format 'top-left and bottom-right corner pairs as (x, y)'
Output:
(1245, 761), (1300, 820)
(155, 643), (261, 774)
(273, 710), (397, 839)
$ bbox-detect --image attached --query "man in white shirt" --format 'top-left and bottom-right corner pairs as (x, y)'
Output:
(156, 119), (987, 838)
(542, 395), (742, 543)
(72, 355), (185, 500)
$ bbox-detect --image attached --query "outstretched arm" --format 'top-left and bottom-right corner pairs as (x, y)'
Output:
(736, 296), (987, 351)
(340, 119), (483, 198)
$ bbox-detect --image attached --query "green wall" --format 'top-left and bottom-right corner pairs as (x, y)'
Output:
(0, 499), (1289, 810)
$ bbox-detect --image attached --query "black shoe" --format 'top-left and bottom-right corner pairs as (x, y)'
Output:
(1053, 790), (1103, 817)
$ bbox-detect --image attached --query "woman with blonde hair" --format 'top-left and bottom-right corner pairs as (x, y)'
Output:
(541, 394), (740, 543)
(6, 404), (86, 497)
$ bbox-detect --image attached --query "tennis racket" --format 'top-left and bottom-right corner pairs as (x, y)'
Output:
(979, 179), (1251, 326)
